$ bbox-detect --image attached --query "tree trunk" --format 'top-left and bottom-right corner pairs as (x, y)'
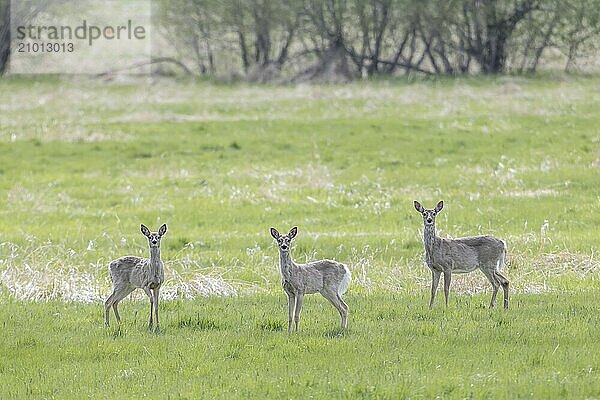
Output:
(479, 28), (508, 73)
(206, 42), (215, 75)
(191, 35), (206, 75)
(238, 31), (250, 73)
(0, 0), (10, 76)
(565, 42), (579, 73)
(277, 26), (294, 66)
(528, 15), (558, 73)
(459, 0), (539, 74)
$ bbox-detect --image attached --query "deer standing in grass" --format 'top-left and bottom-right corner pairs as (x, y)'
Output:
(270, 227), (351, 332)
(414, 201), (509, 309)
(105, 224), (167, 329)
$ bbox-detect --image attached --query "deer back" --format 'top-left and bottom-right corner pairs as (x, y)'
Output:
(454, 235), (505, 265)
(287, 262), (324, 294)
(109, 256), (154, 288)
(311, 259), (348, 290)
(433, 235), (504, 272)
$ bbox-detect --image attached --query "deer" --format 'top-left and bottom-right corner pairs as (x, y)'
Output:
(270, 227), (351, 332)
(105, 223), (167, 330)
(413, 201), (509, 309)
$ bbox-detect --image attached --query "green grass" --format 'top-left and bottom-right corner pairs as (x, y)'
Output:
(1, 293), (600, 399)
(0, 75), (599, 398)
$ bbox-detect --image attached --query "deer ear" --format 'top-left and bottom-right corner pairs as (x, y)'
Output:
(158, 224), (167, 236)
(140, 224), (151, 237)
(288, 226), (298, 239)
(270, 227), (280, 239)
(435, 200), (444, 212)
(414, 201), (424, 213)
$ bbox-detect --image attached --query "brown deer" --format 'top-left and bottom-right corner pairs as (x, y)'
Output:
(105, 224), (167, 329)
(414, 201), (509, 309)
(270, 227), (351, 332)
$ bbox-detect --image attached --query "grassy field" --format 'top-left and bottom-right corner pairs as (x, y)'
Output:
(2, 293), (600, 399)
(0, 74), (599, 398)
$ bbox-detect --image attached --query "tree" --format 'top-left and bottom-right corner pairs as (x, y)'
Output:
(453, 0), (541, 73)
(0, 0), (65, 76)
(296, 0), (356, 82)
(157, 0), (220, 75)
(556, 0), (600, 72)
(117, 0), (600, 80)
(0, 0), (10, 75)
(157, 0), (300, 79)
(512, 1), (561, 73)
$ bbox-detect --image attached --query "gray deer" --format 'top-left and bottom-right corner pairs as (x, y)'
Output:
(414, 201), (509, 309)
(270, 227), (351, 332)
(105, 224), (167, 329)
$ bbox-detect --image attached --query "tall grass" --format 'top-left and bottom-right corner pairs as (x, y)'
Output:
(1, 76), (599, 300)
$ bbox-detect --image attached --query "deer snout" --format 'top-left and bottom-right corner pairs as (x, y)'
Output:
(426, 217), (433, 224)
(280, 244), (289, 251)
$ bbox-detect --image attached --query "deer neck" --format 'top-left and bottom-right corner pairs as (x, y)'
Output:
(423, 224), (437, 265)
(279, 250), (294, 281)
(149, 247), (162, 277)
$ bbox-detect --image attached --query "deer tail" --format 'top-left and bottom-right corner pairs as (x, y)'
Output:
(338, 264), (352, 296)
(497, 240), (507, 272)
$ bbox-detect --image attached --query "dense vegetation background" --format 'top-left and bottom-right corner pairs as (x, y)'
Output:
(153, 0), (600, 80)
(1, 0), (600, 79)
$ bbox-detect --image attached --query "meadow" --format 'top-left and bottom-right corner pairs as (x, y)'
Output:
(0, 74), (599, 398)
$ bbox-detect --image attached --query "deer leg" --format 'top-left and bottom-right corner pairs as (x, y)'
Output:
(153, 287), (160, 328)
(430, 270), (441, 308)
(334, 293), (348, 329)
(495, 271), (510, 309)
(105, 291), (116, 326)
(111, 286), (134, 324)
(443, 270), (452, 306)
(143, 287), (154, 329)
(322, 290), (348, 329)
(286, 291), (295, 333)
(113, 302), (121, 324)
(490, 283), (499, 308)
(338, 295), (349, 329)
(294, 293), (304, 332)
(481, 269), (500, 308)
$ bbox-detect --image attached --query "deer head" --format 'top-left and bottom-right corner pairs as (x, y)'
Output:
(414, 200), (443, 227)
(141, 223), (168, 248)
(270, 226), (298, 253)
